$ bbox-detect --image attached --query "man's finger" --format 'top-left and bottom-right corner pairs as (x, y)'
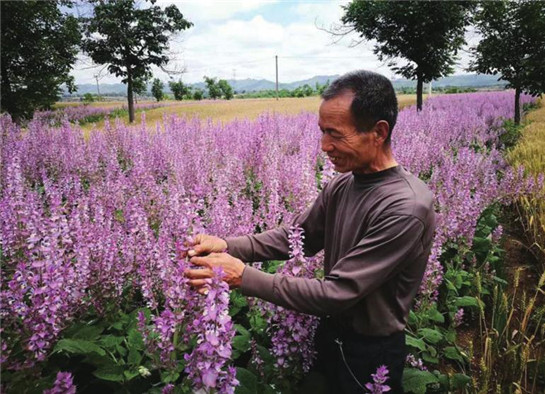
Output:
(188, 279), (209, 287)
(190, 256), (212, 267)
(185, 268), (213, 279)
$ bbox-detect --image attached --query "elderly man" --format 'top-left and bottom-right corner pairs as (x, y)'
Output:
(186, 70), (436, 393)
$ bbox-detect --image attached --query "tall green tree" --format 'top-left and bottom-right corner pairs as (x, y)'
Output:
(169, 79), (190, 100)
(204, 76), (222, 100)
(217, 79), (234, 100)
(1, 0), (80, 122)
(340, 1), (474, 110)
(81, 0), (192, 122)
(471, 1), (545, 125)
(151, 78), (164, 102)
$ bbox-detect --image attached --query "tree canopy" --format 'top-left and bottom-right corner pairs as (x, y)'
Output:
(218, 79), (234, 100)
(81, 0), (192, 122)
(341, 0), (474, 110)
(169, 79), (191, 100)
(1, 0), (80, 122)
(151, 78), (164, 102)
(204, 76), (222, 100)
(471, 0), (545, 124)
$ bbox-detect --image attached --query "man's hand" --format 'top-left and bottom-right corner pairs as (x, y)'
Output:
(188, 234), (228, 257)
(186, 252), (245, 290)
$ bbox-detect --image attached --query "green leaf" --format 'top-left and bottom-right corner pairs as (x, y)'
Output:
(422, 352), (439, 364)
(444, 329), (457, 344)
(418, 328), (443, 345)
(66, 324), (105, 340)
(230, 292), (249, 316)
(128, 348), (143, 365)
(233, 335), (251, 353)
(443, 346), (464, 362)
(451, 373), (471, 389)
(235, 324), (250, 338)
(116, 344), (128, 357)
(93, 365), (125, 382)
(99, 335), (124, 349)
(455, 296), (480, 308)
(406, 335), (426, 351)
(54, 339), (106, 356)
(128, 329), (144, 350)
(160, 371), (180, 384)
(402, 368), (439, 394)
(124, 369), (140, 380)
(235, 368), (258, 394)
(408, 310), (418, 325)
(427, 309), (445, 324)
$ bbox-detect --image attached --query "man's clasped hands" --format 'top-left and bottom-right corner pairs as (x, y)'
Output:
(185, 235), (246, 294)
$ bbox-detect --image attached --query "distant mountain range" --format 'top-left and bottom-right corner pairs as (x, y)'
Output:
(67, 73), (507, 96)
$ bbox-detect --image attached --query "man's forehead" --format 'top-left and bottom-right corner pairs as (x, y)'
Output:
(319, 91), (354, 118)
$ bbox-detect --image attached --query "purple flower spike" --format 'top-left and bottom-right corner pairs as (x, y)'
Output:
(365, 365), (391, 393)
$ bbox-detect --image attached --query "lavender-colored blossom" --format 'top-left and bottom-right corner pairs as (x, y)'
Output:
(255, 226), (321, 376)
(183, 268), (238, 393)
(406, 354), (427, 371)
(43, 371), (76, 394)
(453, 308), (464, 327)
(365, 365), (391, 393)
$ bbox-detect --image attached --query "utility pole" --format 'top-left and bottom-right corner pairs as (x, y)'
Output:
(94, 74), (101, 99)
(275, 55), (278, 101)
(428, 81), (432, 97)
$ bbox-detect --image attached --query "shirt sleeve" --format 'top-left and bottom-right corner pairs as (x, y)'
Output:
(225, 186), (327, 262)
(240, 214), (425, 316)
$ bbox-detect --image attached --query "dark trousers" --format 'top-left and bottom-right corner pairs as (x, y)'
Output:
(309, 319), (406, 394)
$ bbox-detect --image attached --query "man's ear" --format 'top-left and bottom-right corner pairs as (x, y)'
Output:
(374, 120), (390, 145)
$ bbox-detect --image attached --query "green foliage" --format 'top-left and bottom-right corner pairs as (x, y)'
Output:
(83, 93), (97, 104)
(341, 1), (474, 110)
(402, 368), (439, 394)
(471, 1), (545, 124)
(169, 79), (191, 100)
(133, 76), (150, 98)
(0, 0), (81, 122)
(218, 79), (234, 100)
(191, 89), (203, 101)
(81, 0), (192, 121)
(235, 368), (258, 394)
(499, 119), (524, 149)
(152, 78), (164, 102)
(204, 76), (222, 99)
(292, 84), (314, 98)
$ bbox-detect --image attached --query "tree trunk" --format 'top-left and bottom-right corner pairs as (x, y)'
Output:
(416, 74), (423, 112)
(127, 72), (135, 123)
(514, 86), (521, 125)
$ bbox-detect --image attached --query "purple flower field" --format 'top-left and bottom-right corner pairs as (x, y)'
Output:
(0, 91), (542, 392)
(33, 102), (171, 126)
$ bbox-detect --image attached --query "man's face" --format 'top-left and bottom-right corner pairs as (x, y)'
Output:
(318, 91), (380, 174)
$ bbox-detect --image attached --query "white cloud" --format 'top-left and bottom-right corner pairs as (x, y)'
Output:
(70, 0), (476, 86)
(156, 0), (277, 22)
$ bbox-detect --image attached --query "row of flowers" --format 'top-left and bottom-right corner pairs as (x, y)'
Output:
(32, 102), (171, 126)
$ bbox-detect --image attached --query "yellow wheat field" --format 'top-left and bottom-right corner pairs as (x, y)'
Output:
(78, 94), (417, 132)
(508, 98), (545, 257)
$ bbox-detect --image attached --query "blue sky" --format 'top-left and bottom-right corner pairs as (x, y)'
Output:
(71, 0), (476, 85)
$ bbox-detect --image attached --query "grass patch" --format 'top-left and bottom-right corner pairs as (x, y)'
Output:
(507, 97), (545, 259)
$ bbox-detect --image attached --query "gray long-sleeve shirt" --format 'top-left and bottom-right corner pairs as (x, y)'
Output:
(226, 166), (436, 335)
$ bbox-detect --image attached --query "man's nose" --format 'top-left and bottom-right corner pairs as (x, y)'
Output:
(321, 134), (334, 152)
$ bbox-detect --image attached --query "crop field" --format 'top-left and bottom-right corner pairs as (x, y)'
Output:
(2, 91), (544, 393)
(66, 94), (417, 132)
